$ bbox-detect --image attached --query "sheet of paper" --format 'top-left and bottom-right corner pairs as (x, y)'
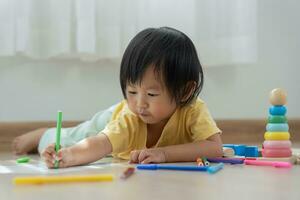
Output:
(0, 158), (123, 174)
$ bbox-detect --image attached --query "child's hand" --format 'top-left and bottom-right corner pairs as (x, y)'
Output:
(41, 143), (73, 168)
(130, 148), (166, 164)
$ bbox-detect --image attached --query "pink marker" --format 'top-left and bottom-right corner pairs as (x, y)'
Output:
(244, 159), (292, 168)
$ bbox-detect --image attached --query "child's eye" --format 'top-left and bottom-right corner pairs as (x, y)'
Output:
(148, 93), (159, 97)
(128, 91), (137, 95)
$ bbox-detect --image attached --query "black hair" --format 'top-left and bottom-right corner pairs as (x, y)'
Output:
(120, 27), (203, 107)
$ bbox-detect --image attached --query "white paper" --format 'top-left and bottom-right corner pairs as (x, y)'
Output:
(0, 158), (123, 174)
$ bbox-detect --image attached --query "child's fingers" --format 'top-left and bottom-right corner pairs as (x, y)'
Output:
(138, 150), (150, 163)
(44, 158), (55, 168)
(44, 143), (56, 155)
(42, 152), (55, 168)
(141, 152), (162, 164)
(55, 148), (72, 168)
(41, 143), (61, 168)
(56, 149), (66, 160)
(41, 144), (56, 160)
(58, 160), (68, 168)
(139, 149), (165, 164)
(42, 152), (53, 162)
(141, 156), (154, 164)
(57, 148), (71, 162)
(129, 150), (140, 163)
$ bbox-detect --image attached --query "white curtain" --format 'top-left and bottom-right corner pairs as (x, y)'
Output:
(0, 0), (257, 66)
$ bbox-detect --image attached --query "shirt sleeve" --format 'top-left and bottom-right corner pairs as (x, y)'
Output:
(102, 111), (138, 154)
(187, 101), (221, 141)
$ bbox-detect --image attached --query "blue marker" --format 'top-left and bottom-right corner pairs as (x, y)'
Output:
(137, 164), (208, 171)
(207, 163), (224, 174)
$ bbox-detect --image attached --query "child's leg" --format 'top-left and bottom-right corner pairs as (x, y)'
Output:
(12, 128), (47, 155)
(37, 104), (116, 154)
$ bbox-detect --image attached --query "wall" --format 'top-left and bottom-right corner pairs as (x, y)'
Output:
(0, 0), (299, 121)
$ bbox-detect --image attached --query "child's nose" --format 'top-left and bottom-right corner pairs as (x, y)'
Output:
(137, 96), (147, 109)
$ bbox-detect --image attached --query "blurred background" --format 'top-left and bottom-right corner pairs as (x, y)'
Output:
(0, 0), (299, 121)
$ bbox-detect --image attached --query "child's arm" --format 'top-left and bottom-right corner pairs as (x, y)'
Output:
(162, 133), (223, 162)
(130, 133), (222, 164)
(42, 133), (112, 168)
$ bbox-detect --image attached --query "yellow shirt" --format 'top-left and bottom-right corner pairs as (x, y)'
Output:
(102, 98), (221, 160)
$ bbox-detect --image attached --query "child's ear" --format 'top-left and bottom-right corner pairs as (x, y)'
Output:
(181, 81), (197, 102)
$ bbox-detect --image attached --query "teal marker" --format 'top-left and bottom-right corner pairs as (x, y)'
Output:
(207, 163), (224, 174)
(54, 111), (62, 169)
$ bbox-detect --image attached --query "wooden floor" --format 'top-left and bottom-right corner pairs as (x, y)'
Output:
(0, 152), (300, 200)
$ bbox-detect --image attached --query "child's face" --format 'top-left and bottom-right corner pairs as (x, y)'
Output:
(126, 66), (177, 125)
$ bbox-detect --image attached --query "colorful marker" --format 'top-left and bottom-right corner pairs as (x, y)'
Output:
(16, 156), (30, 164)
(244, 159), (292, 168)
(196, 158), (204, 166)
(13, 174), (114, 185)
(54, 111), (62, 169)
(207, 163), (224, 174)
(207, 157), (244, 164)
(202, 157), (210, 166)
(137, 164), (208, 171)
(120, 167), (135, 179)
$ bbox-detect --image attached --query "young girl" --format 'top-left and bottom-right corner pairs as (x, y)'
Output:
(12, 27), (222, 168)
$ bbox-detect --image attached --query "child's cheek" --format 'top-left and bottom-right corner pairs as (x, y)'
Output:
(151, 106), (166, 117)
(127, 98), (136, 111)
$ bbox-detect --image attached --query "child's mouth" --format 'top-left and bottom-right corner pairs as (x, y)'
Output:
(139, 113), (149, 117)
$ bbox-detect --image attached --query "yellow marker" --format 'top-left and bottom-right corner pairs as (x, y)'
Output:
(264, 131), (290, 140)
(13, 174), (114, 185)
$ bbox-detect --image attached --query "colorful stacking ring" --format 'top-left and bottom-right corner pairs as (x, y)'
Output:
(268, 115), (287, 123)
(269, 106), (287, 115)
(263, 140), (292, 149)
(266, 123), (289, 132)
(264, 132), (290, 140)
(262, 148), (292, 157)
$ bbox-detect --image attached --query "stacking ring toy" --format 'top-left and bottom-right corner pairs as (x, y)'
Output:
(264, 132), (290, 140)
(262, 148), (292, 157)
(269, 106), (287, 115)
(268, 115), (287, 123)
(266, 123), (289, 132)
(263, 140), (291, 149)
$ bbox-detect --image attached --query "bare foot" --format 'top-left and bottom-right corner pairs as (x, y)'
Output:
(12, 128), (47, 155)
